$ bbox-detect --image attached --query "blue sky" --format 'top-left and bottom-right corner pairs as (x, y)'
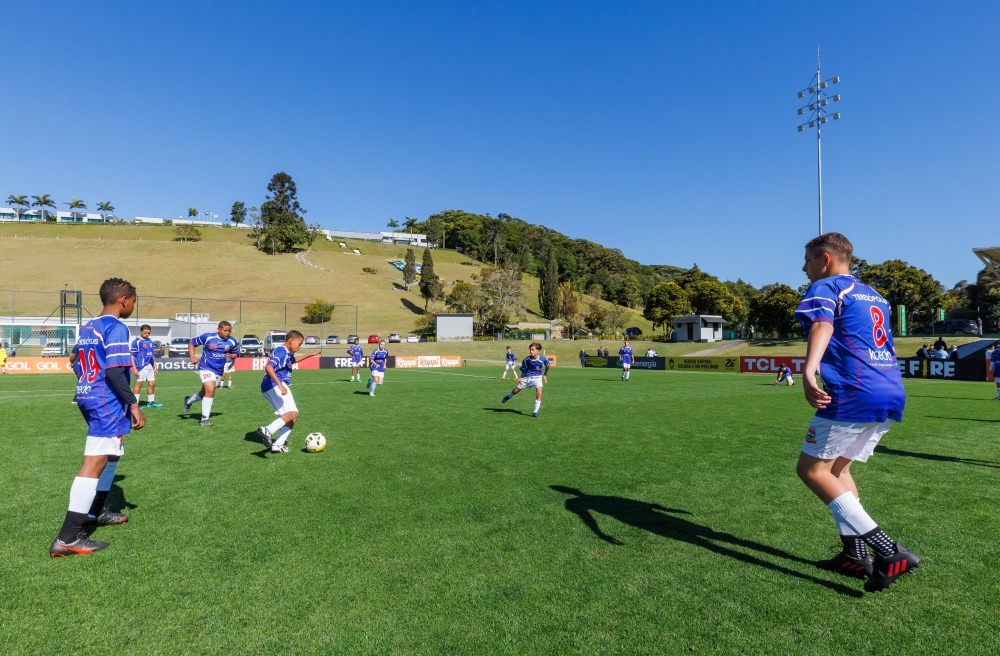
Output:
(4, 1), (997, 289)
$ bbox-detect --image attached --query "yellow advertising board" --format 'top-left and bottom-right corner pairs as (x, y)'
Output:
(664, 356), (737, 372)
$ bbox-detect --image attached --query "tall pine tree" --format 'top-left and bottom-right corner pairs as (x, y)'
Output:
(403, 248), (417, 289)
(538, 245), (559, 319)
(419, 248), (442, 311)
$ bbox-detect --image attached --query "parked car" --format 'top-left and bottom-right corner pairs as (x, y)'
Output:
(168, 337), (191, 357)
(346, 334), (359, 344)
(932, 319), (979, 336)
(263, 330), (287, 355)
(243, 333), (259, 340)
(326, 335), (340, 345)
(367, 334), (380, 343)
(387, 333), (401, 343)
(305, 335), (320, 345)
(406, 334), (420, 343)
(625, 326), (643, 338)
(240, 337), (264, 356)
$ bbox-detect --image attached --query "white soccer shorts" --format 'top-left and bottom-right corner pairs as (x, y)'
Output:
(85, 435), (124, 457)
(516, 375), (544, 390)
(223, 359), (235, 373)
(137, 364), (156, 383)
(198, 369), (221, 385)
(802, 417), (895, 463)
(263, 386), (298, 415)
(622, 363), (631, 370)
(505, 362), (517, 370)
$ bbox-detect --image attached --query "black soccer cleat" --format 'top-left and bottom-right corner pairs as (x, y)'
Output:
(501, 395), (509, 404)
(864, 543), (921, 592)
(816, 551), (873, 579)
(257, 426), (273, 449)
(49, 532), (109, 557)
(96, 509), (128, 526)
(182, 396), (192, 414)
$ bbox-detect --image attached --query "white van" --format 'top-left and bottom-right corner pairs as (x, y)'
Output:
(263, 330), (287, 355)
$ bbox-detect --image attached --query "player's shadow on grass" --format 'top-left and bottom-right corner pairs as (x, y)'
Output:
(178, 412), (223, 421)
(483, 407), (524, 415)
(874, 445), (1000, 468)
(106, 474), (138, 512)
(550, 485), (861, 597)
(243, 431), (272, 458)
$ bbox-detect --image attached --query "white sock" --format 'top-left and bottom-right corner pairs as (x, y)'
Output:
(147, 394), (155, 404)
(68, 476), (99, 514)
(202, 397), (214, 420)
(273, 426), (291, 448)
(187, 391), (202, 405)
(534, 400), (541, 414)
(266, 417), (286, 434)
(828, 491), (877, 535)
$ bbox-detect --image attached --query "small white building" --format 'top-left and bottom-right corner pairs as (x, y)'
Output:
(671, 314), (725, 342)
(436, 313), (474, 341)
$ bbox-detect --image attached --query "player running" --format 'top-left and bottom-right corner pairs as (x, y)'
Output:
(500, 346), (517, 380)
(500, 342), (549, 418)
(367, 339), (389, 396)
(619, 339), (634, 381)
(347, 337), (364, 382)
(183, 321), (239, 427)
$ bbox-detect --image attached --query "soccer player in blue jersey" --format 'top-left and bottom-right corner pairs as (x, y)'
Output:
(795, 233), (919, 592)
(989, 345), (1000, 399)
(500, 346), (517, 380)
(774, 363), (794, 387)
(183, 321), (239, 427)
(347, 337), (364, 382)
(500, 342), (549, 418)
(130, 324), (162, 408)
(50, 278), (146, 557)
(257, 330), (321, 453)
(619, 339), (634, 381)
(367, 339), (389, 396)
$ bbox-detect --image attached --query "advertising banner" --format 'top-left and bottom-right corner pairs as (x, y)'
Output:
(584, 356), (663, 369)
(897, 358), (987, 381)
(2, 357), (75, 375)
(319, 356), (388, 370)
(394, 356), (419, 368)
(666, 357), (738, 372)
(441, 355), (462, 367)
(739, 357), (806, 374)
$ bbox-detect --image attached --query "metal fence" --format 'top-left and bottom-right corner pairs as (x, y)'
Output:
(0, 289), (358, 344)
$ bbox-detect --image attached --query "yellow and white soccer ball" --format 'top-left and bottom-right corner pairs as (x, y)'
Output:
(304, 432), (327, 453)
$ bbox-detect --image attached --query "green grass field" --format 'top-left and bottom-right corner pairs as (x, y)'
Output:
(1, 368), (998, 655)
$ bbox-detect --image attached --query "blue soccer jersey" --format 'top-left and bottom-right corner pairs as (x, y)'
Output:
(73, 315), (133, 437)
(347, 344), (364, 364)
(795, 274), (905, 423)
(191, 332), (239, 376)
(506, 351), (517, 364)
(520, 355), (549, 378)
(369, 347), (389, 373)
(261, 345), (295, 392)
(990, 349), (1000, 368)
(130, 336), (156, 369)
(619, 346), (634, 365)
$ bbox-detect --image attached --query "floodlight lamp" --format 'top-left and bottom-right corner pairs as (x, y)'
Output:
(819, 82), (828, 89)
(821, 99), (828, 106)
(820, 117), (828, 124)
(809, 86), (816, 93)
(797, 108), (804, 115)
(797, 125), (804, 132)
(833, 94), (841, 102)
(833, 112), (841, 119)
(831, 76), (841, 84)
(809, 103), (816, 111)
(809, 121), (815, 128)
(797, 91), (804, 98)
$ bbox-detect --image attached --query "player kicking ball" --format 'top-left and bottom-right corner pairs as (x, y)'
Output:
(795, 232), (920, 592)
(500, 342), (549, 418)
(257, 330), (320, 453)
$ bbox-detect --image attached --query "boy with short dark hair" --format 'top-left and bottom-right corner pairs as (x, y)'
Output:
(500, 346), (517, 380)
(131, 324), (162, 408)
(183, 321), (239, 427)
(619, 339), (634, 381)
(367, 339), (389, 397)
(50, 278), (146, 556)
(795, 232), (919, 592)
(257, 330), (321, 453)
(347, 337), (364, 382)
(500, 342), (549, 418)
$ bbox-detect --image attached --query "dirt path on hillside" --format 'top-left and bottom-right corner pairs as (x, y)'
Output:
(685, 339), (747, 356)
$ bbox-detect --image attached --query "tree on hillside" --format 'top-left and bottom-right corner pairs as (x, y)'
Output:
(403, 248), (417, 289)
(188, 207), (198, 218)
(606, 303), (631, 336)
(643, 281), (690, 335)
(6, 195), (28, 222)
(584, 300), (608, 334)
(32, 194), (56, 220)
(750, 284), (800, 338)
(557, 282), (582, 337)
(174, 225), (202, 242)
(302, 299), (335, 324)
(96, 201), (114, 223)
(473, 265), (522, 334)
(419, 248), (443, 311)
(404, 217), (418, 241)
(230, 201), (247, 225)
(854, 259), (944, 329)
(724, 279), (760, 334)
(538, 246), (560, 319)
(686, 279), (745, 324)
(65, 197), (86, 222)
(446, 282), (479, 314)
(255, 172), (310, 254)
(387, 218), (399, 233)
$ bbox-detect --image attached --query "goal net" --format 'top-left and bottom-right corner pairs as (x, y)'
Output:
(0, 323), (79, 357)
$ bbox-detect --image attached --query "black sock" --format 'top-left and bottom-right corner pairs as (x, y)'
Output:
(840, 535), (868, 559)
(57, 511), (90, 542)
(87, 490), (109, 518)
(860, 527), (897, 558)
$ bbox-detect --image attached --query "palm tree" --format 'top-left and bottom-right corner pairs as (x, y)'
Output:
(404, 217), (418, 243)
(6, 195), (28, 222)
(386, 218), (399, 235)
(65, 197), (87, 223)
(188, 207), (198, 219)
(31, 194), (56, 221)
(96, 201), (115, 223)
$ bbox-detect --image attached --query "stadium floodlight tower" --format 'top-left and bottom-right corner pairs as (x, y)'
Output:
(796, 48), (841, 236)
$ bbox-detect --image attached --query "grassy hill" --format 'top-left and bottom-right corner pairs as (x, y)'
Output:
(0, 223), (663, 363)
